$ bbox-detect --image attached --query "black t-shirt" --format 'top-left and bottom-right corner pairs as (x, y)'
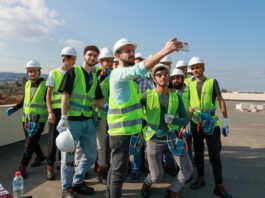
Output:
(58, 66), (103, 120)
(195, 77), (221, 105)
(96, 69), (109, 84)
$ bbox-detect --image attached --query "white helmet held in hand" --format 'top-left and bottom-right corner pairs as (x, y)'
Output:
(189, 56), (204, 67)
(176, 60), (188, 68)
(98, 47), (114, 61)
(25, 59), (41, 69)
(113, 38), (137, 54)
(171, 68), (184, 77)
(56, 128), (75, 153)
(61, 46), (78, 57)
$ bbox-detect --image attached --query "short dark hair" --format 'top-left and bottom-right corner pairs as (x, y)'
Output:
(83, 45), (99, 55)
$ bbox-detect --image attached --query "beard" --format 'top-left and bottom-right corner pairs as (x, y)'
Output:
(172, 81), (184, 89)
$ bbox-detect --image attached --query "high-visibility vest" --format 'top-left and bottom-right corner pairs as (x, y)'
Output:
(51, 68), (63, 109)
(96, 75), (110, 120)
(184, 75), (192, 86)
(108, 80), (143, 136)
(142, 90), (179, 141)
(23, 80), (48, 122)
(189, 78), (220, 126)
(181, 84), (190, 113)
(68, 66), (97, 117)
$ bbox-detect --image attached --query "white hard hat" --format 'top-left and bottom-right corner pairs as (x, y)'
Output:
(61, 46), (77, 57)
(135, 52), (144, 60)
(160, 55), (172, 63)
(176, 60), (188, 68)
(187, 67), (192, 73)
(151, 64), (170, 79)
(56, 128), (75, 153)
(98, 47), (114, 61)
(113, 58), (118, 62)
(147, 55), (153, 59)
(25, 59), (41, 69)
(113, 38), (137, 54)
(189, 56), (204, 67)
(170, 68), (184, 77)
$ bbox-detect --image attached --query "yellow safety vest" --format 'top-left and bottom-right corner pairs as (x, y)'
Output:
(96, 75), (110, 120)
(108, 80), (143, 136)
(68, 66), (97, 117)
(51, 68), (63, 109)
(23, 80), (48, 122)
(142, 90), (179, 141)
(189, 78), (220, 126)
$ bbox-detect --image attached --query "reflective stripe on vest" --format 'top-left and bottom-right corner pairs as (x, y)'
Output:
(68, 66), (97, 117)
(108, 80), (143, 136)
(189, 78), (220, 126)
(23, 80), (48, 122)
(51, 68), (63, 109)
(142, 90), (179, 141)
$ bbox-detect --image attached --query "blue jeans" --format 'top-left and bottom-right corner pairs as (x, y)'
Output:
(61, 119), (97, 189)
(106, 135), (131, 198)
(129, 135), (143, 177)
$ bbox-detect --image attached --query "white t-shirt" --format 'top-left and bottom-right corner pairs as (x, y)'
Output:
(46, 68), (67, 88)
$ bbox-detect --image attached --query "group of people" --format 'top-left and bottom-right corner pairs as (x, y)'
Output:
(5, 37), (232, 198)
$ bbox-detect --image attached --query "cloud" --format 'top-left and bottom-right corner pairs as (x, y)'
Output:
(0, 41), (5, 48)
(0, 0), (64, 40)
(63, 39), (85, 48)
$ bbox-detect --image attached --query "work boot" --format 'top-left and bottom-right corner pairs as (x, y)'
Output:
(46, 165), (55, 180)
(30, 154), (47, 167)
(141, 183), (151, 198)
(62, 187), (78, 198)
(19, 165), (28, 179)
(73, 182), (94, 195)
(190, 176), (205, 190)
(213, 184), (233, 198)
(165, 188), (179, 198)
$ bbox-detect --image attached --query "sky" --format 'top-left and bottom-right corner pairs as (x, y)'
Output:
(0, 0), (264, 91)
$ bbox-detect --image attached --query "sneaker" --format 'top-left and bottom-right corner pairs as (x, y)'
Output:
(73, 182), (94, 195)
(213, 184), (233, 198)
(30, 155), (47, 167)
(141, 183), (151, 198)
(46, 165), (55, 180)
(190, 176), (205, 190)
(19, 165), (28, 179)
(62, 187), (78, 198)
(165, 188), (179, 198)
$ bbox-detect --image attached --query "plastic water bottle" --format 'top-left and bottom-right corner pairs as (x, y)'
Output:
(13, 171), (23, 198)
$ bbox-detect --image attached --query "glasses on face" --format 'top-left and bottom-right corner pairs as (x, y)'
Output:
(155, 73), (169, 78)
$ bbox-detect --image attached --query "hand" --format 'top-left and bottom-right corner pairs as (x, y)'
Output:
(5, 107), (15, 116)
(104, 103), (109, 112)
(222, 118), (229, 137)
(164, 114), (174, 124)
(48, 112), (56, 125)
(163, 38), (183, 54)
(185, 122), (191, 135)
(57, 115), (68, 132)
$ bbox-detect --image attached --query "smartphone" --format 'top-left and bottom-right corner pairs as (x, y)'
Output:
(179, 42), (189, 52)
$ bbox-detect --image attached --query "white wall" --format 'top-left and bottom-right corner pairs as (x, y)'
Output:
(0, 105), (48, 147)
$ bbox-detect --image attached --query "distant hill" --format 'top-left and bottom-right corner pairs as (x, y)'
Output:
(0, 72), (48, 81)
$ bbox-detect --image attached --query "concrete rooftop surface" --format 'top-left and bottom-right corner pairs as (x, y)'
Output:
(0, 101), (265, 198)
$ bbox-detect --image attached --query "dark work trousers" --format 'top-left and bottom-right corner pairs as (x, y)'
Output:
(47, 108), (61, 166)
(21, 122), (46, 166)
(106, 135), (131, 198)
(191, 121), (223, 185)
